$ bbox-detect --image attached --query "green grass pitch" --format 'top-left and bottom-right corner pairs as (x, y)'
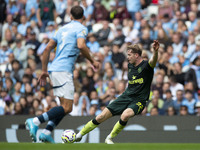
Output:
(1, 143), (200, 150)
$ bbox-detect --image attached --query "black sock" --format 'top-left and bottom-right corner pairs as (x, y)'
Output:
(119, 119), (127, 126)
(38, 106), (65, 123)
(92, 118), (100, 125)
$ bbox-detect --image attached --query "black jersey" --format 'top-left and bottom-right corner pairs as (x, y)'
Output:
(124, 60), (154, 101)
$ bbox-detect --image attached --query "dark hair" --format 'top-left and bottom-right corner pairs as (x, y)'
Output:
(70, 6), (84, 19)
(127, 44), (142, 56)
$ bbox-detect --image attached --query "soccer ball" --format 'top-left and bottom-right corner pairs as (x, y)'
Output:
(61, 130), (76, 143)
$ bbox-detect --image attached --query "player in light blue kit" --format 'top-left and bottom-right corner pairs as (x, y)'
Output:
(25, 6), (99, 143)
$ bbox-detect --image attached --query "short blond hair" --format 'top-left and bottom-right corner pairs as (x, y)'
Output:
(127, 44), (142, 56)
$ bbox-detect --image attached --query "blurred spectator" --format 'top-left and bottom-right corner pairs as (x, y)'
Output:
(185, 55), (200, 92)
(0, 0), (7, 32)
(126, 0), (141, 21)
(162, 13), (173, 35)
(169, 75), (184, 100)
(78, 94), (90, 116)
(19, 97), (29, 114)
(173, 90), (185, 114)
(172, 32), (184, 57)
(94, 20), (110, 47)
(147, 89), (164, 114)
(81, 0), (94, 31)
(81, 76), (96, 96)
(187, 11), (198, 32)
(100, 87), (116, 106)
(111, 44), (125, 69)
(55, 0), (67, 21)
(116, 80), (126, 97)
(6, 0), (20, 22)
(115, 1), (130, 23)
(161, 89), (174, 115)
(14, 102), (23, 115)
(140, 29), (153, 51)
(179, 105), (189, 116)
(150, 106), (159, 116)
(37, 0), (56, 32)
(172, 62), (185, 85)
(133, 12), (142, 30)
(111, 25), (125, 47)
(158, 0), (173, 20)
(70, 92), (80, 116)
(25, 0), (39, 22)
(17, 15), (30, 36)
(2, 14), (13, 40)
(166, 106), (176, 116)
(46, 21), (56, 39)
(4, 93), (14, 115)
(182, 90), (196, 115)
(0, 40), (12, 65)
(151, 72), (164, 98)
(13, 39), (28, 68)
(11, 81), (21, 103)
(86, 34), (100, 53)
(92, 0), (109, 22)
(108, 1), (117, 21)
(73, 69), (82, 93)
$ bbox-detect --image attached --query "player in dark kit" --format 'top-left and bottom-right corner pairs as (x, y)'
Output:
(75, 40), (160, 144)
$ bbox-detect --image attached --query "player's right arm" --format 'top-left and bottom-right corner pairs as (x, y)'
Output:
(77, 38), (99, 71)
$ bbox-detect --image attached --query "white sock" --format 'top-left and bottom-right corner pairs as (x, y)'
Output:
(42, 129), (51, 135)
(33, 117), (41, 126)
(76, 132), (82, 138)
(107, 134), (112, 139)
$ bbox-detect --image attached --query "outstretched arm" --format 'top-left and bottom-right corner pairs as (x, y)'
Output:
(149, 40), (160, 68)
(77, 38), (99, 71)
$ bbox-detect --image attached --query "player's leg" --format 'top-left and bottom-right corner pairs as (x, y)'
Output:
(26, 72), (74, 142)
(75, 107), (113, 142)
(105, 101), (145, 144)
(25, 104), (67, 142)
(105, 108), (135, 144)
(39, 98), (73, 143)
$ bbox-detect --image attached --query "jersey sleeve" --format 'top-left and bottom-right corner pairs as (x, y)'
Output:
(51, 30), (58, 43)
(147, 61), (154, 71)
(76, 27), (88, 39)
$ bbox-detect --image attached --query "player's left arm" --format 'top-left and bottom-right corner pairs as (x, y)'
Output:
(42, 39), (57, 72)
(148, 40), (159, 68)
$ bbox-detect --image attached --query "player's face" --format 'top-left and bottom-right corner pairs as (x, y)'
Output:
(127, 49), (137, 64)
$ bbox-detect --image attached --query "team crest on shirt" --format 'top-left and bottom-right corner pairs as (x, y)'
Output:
(138, 67), (142, 73)
(82, 30), (87, 36)
(132, 75), (136, 80)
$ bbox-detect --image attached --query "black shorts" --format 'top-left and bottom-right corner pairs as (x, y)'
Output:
(107, 94), (146, 116)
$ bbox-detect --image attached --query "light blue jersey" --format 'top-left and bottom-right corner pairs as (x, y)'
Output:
(48, 20), (88, 73)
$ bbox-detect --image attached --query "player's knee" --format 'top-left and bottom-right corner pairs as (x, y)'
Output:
(121, 113), (131, 121)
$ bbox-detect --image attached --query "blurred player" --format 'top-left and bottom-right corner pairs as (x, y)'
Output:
(75, 40), (160, 144)
(25, 6), (99, 143)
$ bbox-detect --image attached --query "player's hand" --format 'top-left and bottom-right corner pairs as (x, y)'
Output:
(153, 40), (160, 52)
(38, 71), (49, 86)
(91, 60), (100, 72)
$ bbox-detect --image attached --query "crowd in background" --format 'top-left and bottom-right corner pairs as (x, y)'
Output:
(0, 0), (200, 117)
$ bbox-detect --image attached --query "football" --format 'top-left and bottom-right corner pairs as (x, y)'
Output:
(61, 130), (76, 143)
